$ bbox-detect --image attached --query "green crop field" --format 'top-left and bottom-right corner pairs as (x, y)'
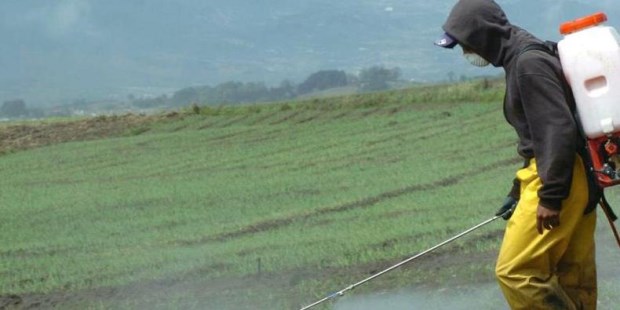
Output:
(1, 80), (619, 309)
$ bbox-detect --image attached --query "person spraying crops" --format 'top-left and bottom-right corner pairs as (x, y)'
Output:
(435, 0), (601, 309)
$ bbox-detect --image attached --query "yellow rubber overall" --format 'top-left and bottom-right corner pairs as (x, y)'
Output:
(496, 157), (597, 310)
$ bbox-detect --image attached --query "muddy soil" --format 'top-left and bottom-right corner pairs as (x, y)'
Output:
(0, 231), (501, 310)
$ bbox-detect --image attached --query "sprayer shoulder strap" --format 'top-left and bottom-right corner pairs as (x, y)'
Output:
(517, 41), (586, 143)
(516, 41), (583, 142)
(518, 41), (559, 58)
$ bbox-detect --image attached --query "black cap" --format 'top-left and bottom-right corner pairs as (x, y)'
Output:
(434, 32), (458, 48)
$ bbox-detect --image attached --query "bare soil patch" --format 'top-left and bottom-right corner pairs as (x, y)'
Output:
(0, 114), (168, 155)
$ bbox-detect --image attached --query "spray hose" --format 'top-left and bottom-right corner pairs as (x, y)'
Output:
(599, 195), (620, 248)
(298, 213), (505, 310)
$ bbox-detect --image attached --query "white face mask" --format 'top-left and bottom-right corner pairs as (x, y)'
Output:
(463, 52), (490, 67)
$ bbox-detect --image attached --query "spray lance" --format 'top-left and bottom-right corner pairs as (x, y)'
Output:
(298, 207), (515, 310)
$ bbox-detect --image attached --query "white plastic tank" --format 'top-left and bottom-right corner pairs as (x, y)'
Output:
(557, 12), (620, 139)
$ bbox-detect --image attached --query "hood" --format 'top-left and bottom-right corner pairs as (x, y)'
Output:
(441, 0), (539, 67)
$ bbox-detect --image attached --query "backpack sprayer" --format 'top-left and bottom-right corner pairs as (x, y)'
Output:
(557, 12), (620, 247)
(558, 12), (620, 187)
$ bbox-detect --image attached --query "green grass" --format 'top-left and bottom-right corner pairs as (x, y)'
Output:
(1, 80), (618, 309)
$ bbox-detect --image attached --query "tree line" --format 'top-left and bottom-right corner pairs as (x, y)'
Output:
(132, 65), (402, 108)
(0, 65), (401, 119)
(0, 99), (46, 119)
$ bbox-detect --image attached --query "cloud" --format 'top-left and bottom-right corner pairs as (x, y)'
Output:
(47, 0), (93, 36)
(11, 0), (95, 38)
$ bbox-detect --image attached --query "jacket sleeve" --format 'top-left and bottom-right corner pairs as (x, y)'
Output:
(516, 53), (578, 210)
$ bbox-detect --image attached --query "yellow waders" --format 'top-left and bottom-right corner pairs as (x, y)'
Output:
(496, 157), (597, 310)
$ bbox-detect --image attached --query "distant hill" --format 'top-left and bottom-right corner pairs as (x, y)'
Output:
(1, 0), (618, 105)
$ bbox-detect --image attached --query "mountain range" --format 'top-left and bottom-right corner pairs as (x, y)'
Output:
(1, 0), (619, 106)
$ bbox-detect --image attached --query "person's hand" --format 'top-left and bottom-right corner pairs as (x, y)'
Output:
(536, 204), (561, 234)
(496, 197), (518, 220)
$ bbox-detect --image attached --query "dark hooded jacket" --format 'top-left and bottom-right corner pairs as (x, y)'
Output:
(442, 0), (596, 211)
